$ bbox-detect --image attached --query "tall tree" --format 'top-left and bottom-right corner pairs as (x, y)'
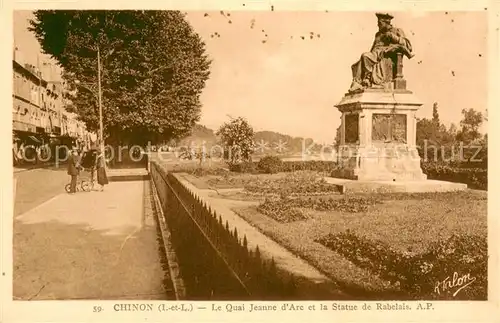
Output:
(432, 102), (440, 127)
(416, 118), (437, 145)
(456, 108), (483, 143)
(448, 123), (458, 138)
(440, 122), (458, 145)
(29, 10), (211, 145)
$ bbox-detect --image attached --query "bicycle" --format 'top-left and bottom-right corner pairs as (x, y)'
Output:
(65, 167), (95, 193)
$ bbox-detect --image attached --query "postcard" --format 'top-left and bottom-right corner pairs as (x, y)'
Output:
(2, 1), (499, 322)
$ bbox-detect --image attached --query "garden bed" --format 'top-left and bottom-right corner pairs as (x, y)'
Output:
(232, 190), (487, 299)
(316, 230), (487, 300)
(172, 162), (487, 299)
(183, 170), (342, 196)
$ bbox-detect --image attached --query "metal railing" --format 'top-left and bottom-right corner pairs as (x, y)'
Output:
(150, 161), (298, 300)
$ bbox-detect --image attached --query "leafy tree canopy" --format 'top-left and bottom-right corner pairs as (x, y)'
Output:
(216, 116), (254, 166)
(29, 10), (211, 145)
(432, 102), (440, 127)
(456, 108), (483, 143)
(417, 102), (460, 148)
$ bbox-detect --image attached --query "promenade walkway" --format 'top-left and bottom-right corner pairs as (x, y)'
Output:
(13, 178), (170, 300)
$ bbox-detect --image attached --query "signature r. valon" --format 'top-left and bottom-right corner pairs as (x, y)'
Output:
(434, 272), (476, 297)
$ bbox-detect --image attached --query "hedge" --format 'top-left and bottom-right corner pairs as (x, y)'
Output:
(232, 160), (340, 174)
(156, 156), (487, 190)
(421, 162), (487, 190)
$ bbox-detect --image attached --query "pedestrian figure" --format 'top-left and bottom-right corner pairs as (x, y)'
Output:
(95, 149), (109, 191)
(67, 148), (81, 194)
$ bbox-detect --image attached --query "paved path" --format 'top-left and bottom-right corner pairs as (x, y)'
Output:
(13, 180), (169, 300)
(13, 166), (69, 217)
(13, 161), (68, 173)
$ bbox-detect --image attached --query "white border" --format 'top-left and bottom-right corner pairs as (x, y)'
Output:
(2, 1), (499, 322)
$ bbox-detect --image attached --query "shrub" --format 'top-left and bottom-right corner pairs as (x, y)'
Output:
(257, 155), (283, 174)
(228, 161), (258, 174)
(421, 162), (487, 190)
(281, 161), (339, 173)
(316, 231), (487, 300)
(230, 160), (340, 174)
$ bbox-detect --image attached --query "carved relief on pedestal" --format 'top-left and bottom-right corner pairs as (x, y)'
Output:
(344, 113), (359, 144)
(372, 113), (407, 143)
(391, 114), (407, 143)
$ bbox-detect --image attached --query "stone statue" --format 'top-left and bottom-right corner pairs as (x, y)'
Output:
(349, 13), (414, 93)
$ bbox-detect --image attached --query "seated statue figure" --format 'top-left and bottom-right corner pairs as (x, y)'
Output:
(349, 13), (414, 93)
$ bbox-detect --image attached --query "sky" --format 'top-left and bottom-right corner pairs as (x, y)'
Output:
(13, 10), (489, 143)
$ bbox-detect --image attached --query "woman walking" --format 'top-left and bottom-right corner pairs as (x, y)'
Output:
(95, 149), (109, 191)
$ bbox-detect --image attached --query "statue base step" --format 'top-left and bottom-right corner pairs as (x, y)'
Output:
(333, 145), (427, 181)
(324, 177), (467, 194)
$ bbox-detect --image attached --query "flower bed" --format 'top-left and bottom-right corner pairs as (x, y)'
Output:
(206, 173), (252, 189)
(230, 160), (340, 174)
(205, 172), (290, 189)
(257, 199), (309, 223)
(257, 196), (381, 223)
(294, 196), (380, 212)
(316, 231), (487, 300)
(254, 191), (487, 224)
(232, 189), (486, 298)
(190, 167), (230, 177)
(244, 171), (341, 196)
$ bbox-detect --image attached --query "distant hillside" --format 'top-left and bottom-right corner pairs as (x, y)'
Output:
(253, 131), (316, 155)
(177, 125), (323, 154)
(177, 124), (218, 146)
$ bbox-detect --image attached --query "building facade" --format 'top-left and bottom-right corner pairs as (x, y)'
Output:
(12, 48), (94, 166)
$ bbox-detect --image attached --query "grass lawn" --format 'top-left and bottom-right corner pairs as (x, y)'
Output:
(231, 190), (487, 297)
(180, 168), (487, 298)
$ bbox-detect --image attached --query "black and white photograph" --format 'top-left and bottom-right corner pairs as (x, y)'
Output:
(3, 2), (498, 322)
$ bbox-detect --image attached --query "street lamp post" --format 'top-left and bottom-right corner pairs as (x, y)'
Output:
(97, 45), (104, 155)
(73, 43), (113, 169)
(75, 83), (99, 134)
(74, 47), (104, 156)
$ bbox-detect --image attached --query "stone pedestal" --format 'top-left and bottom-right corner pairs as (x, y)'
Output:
(334, 88), (427, 181)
